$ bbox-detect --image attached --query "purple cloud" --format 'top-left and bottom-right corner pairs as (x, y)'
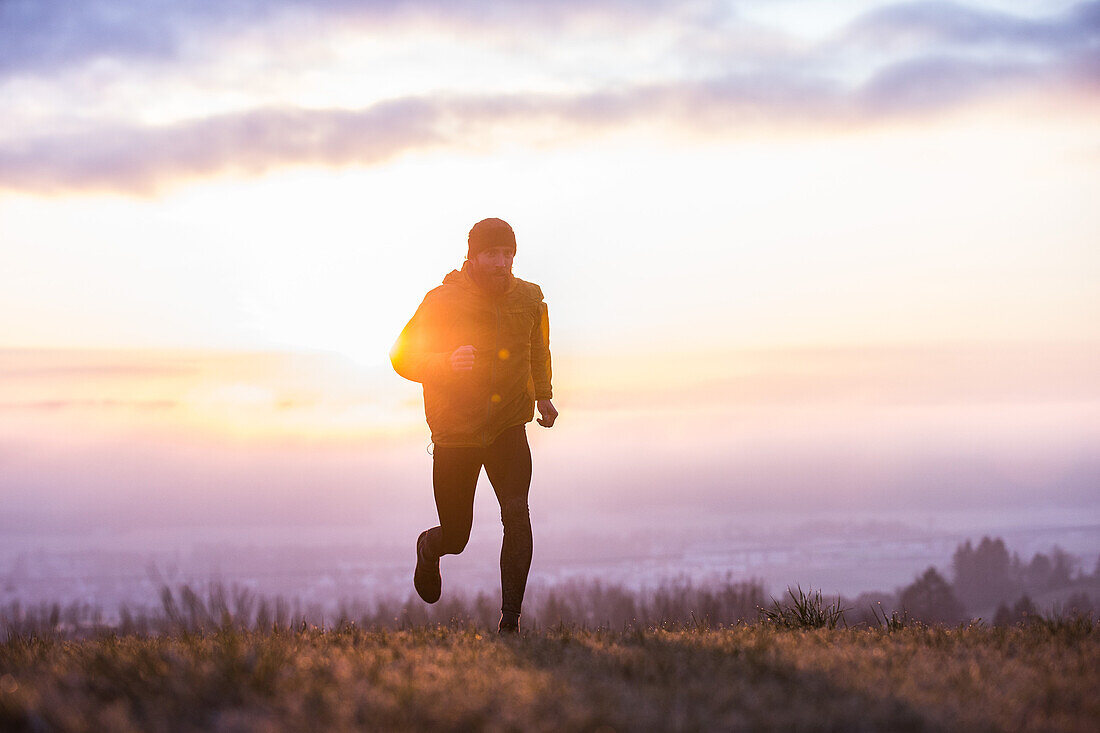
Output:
(1, 0), (185, 74)
(0, 99), (443, 193)
(856, 55), (1041, 114)
(840, 0), (1100, 50)
(0, 80), (846, 192)
(5, 2), (1096, 78)
(1, 1), (1097, 193)
(0, 55), (1092, 194)
(0, 0), (690, 77)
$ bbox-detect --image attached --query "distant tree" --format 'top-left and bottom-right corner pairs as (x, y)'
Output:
(993, 594), (1040, 626)
(847, 592), (899, 628)
(1011, 594), (1037, 623)
(1062, 592), (1093, 618)
(900, 567), (966, 624)
(953, 539), (974, 574)
(952, 536), (1016, 610)
(1048, 547), (1075, 588)
(1009, 552), (1025, 583)
(1027, 553), (1053, 589)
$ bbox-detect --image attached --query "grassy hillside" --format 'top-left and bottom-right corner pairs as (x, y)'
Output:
(1, 622), (1096, 732)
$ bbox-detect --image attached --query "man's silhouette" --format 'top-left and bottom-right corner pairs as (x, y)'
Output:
(390, 218), (557, 633)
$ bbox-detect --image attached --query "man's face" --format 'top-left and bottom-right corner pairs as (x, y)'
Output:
(469, 246), (515, 292)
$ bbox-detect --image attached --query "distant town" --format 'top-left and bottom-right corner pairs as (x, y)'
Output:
(4, 517), (1097, 629)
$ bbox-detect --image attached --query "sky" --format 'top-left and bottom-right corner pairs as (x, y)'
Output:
(1, 0), (1098, 540)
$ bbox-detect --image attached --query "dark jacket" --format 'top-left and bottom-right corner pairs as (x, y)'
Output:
(390, 262), (552, 447)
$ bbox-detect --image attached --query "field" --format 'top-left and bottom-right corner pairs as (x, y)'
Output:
(1, 622), (1096, 732)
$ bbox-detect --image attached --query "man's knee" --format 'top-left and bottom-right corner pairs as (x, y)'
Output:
(439, 529), (471, 555)
(500, 497), (530, 528)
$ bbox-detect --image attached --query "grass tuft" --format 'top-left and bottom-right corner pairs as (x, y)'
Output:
(760, 585), (848, 629)
(870, 603), (919, 631)
(1027, 610), (1096, 639)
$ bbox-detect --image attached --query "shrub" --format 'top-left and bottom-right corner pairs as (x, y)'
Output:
(899, 567), (966, 624)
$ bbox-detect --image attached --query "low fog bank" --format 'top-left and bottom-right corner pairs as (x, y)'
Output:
(4, 341), (1098, 536)
(2, 422), (1097, 534)
(2, 423), (1097, 615)
(2, 500), (1096, 620)
(2, 344), (1097, 617)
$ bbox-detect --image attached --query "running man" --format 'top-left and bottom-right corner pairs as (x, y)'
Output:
(390, 218), (557, 633)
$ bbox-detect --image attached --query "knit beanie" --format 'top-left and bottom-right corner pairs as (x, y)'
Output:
(467, 218), (516, 259)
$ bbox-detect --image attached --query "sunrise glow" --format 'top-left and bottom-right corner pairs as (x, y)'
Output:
(0, 0), (1097, 534)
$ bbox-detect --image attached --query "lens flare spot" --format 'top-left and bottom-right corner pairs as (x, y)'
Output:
(498, 348), (510, 360)
(491, 393), (502, 403)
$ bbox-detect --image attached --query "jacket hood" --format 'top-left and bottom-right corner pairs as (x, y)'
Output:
(441, 264), (470, 288)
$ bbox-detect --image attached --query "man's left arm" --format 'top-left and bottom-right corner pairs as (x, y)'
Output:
(531, 298), (557, 427)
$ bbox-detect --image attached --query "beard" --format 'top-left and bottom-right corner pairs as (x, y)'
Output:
(486, 270), (512, 293)
(472, 266), (513, 294)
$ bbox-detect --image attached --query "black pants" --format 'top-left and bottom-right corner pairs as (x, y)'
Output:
(423, 425), (533, 616)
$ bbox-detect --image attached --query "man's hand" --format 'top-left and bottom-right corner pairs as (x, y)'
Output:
(536, 399), (558, 428)
(450, 345), (475, 372)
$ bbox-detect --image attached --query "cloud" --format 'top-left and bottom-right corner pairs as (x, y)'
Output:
(0, 1), (385, 76)
(0, 53), (1092, 194)
(0, 99), (443, 193)
(1, 1), (1097, 193)
(0, 0), (693, 78)
(856, 54), (1040, 114)
(839, 0), (1100, 50)
(0, 399), (177, 411)
(7, 1), (1095, 79)
(1, 81), (832, 193)
(0, 0), (182, 75)
(0, 363), (194, 379)
(836, 1), (1100, 112)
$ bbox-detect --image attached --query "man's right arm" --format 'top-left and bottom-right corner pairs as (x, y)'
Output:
(390, 293), (452, 384)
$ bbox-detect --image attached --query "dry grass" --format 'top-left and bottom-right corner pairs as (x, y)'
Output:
(0, 622), (1096, 732)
